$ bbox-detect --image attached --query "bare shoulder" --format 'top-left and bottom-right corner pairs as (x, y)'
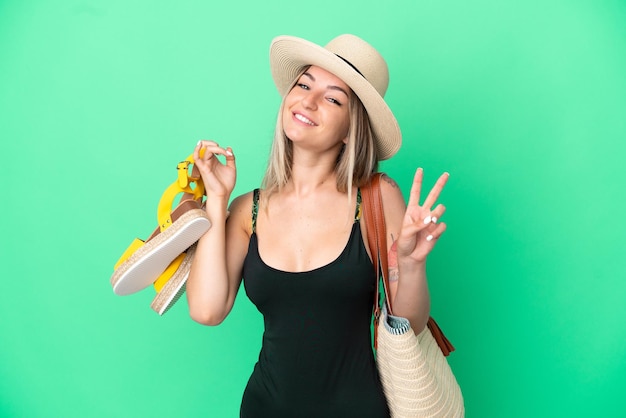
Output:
(379, 173), (406, 212)
(227, 190), (255, 235)
(229, 190), (254, 212)
(370, 173), (405, 246)
(380, 173), (400, 191)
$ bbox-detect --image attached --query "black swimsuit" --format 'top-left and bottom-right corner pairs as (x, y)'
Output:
(240, 189), (390, 418)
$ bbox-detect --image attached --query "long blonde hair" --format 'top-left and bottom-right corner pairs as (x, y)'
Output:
(262, 68), (379, 203)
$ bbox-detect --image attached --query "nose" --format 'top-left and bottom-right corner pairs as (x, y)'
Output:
(301, 91), (319, 110)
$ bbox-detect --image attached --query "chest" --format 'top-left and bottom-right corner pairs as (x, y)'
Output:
(244, 224), (376, 316)
(255, 198), (357, 273)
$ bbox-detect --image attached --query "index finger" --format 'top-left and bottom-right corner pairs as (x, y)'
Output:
(194, 140), (231, 161)
(406, 168), (424, 208)
(422, 172), (449, 209)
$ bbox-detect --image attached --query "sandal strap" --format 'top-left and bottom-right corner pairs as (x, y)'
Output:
(157, 153), (205, 232)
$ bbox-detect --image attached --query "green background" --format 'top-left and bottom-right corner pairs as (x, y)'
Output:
(2, 0), (625, 417)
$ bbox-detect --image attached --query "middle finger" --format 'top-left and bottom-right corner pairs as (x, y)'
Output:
(423, 172), (449, 210)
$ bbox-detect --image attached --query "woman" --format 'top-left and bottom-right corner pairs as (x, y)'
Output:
(187, 34), (449, 418)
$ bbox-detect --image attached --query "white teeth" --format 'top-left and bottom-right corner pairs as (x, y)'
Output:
(295, 113), (315, 125)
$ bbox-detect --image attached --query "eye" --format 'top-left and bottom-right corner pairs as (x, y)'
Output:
(297, 83), (309, 90)
(327, 97), (342, 106)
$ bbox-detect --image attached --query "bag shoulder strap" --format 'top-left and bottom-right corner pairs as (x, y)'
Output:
(362, 173), (455, 356)
(362, 174), (391, 314)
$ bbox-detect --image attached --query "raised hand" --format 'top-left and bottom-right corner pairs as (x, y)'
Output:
(193, 140), (237, 200)
(396, 168), (449, 264)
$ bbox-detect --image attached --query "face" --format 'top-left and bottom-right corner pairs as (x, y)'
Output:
(282, 66), (352, 153)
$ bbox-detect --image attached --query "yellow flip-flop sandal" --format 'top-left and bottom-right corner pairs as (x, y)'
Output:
(110, 154), (211, 296)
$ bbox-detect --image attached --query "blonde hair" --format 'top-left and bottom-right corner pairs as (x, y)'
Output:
(262, 68), (379, 204)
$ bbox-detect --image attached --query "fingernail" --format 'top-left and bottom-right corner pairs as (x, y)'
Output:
(423, 215), (432, 224)
(226, 149), (233, 156)
(431, 216), (438, 224)
(426, 235), (433, 242)
(197, 140), (202, 146)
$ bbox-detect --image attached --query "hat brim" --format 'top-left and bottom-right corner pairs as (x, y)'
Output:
(270, 36), (401, 161)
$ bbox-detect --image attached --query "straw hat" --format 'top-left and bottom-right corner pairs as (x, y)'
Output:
(269, 34), (402, 160)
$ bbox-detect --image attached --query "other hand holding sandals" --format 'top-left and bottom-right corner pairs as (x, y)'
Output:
(110, 151), (212, 315)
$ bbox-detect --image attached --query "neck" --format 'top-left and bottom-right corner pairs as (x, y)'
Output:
(284, 143), (345, 196)
(287, 160), (338, 197)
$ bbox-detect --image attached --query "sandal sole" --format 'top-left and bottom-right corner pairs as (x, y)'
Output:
(150, 245), (195, 315)
(110, 209), (210, 295)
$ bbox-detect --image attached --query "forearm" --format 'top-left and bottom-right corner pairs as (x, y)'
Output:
(392, 260), (431, 334)
(187, 199), (232, 325)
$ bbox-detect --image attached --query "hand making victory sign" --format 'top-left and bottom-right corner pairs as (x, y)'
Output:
(395, 168), (449, 265)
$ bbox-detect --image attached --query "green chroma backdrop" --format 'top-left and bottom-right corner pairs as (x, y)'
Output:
(1, 0), (625, 416)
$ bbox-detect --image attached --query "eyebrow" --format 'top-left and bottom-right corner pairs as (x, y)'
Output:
(303, 72), (350, 98)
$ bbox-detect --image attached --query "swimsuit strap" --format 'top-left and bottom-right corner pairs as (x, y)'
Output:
(252, 188), (260, 233)
(355, 188), (363, 222)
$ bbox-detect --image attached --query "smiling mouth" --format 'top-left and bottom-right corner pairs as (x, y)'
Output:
(294, 113), (316, 126)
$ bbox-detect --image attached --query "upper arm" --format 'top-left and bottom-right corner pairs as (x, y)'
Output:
(380, 174), (406, 249)
(224, 192), (253, 305)
(379, 174), (406, 301)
